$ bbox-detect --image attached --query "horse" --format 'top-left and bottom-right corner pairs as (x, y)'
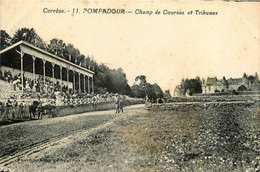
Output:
(43, 104), (57, 118)
(29, 101), (42, 119)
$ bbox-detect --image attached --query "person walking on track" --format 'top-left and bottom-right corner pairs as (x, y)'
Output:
(115, 93), (120, 113)
(115, 93), (124, 114)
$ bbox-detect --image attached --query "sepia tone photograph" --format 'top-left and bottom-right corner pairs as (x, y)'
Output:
(0, 1), (259, 171)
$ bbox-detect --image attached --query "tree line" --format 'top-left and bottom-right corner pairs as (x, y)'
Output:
(0, 28), (163, 98)
(177, 77), (202, 96)
(131, 75), (163, 100)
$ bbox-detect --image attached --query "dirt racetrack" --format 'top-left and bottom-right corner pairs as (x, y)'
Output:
(0, 102), (259, 172)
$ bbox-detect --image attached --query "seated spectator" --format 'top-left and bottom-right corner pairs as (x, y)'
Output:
(25, 81), (31, 91)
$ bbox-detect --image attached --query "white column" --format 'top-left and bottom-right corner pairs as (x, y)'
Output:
(92, 76), (94, 94)
(60, 66), (62, 91)
(60, 66), (62, 82)
(88, 76), (90, 93)
(83, 75), (86, 93)
(42, 60), (46, 84)
(32, 55), (36, 86)
(78, 73), (81, 93)
(52, 63), (55, 87)
(20, 51), (24, 91)
(73, 71), (75, 92)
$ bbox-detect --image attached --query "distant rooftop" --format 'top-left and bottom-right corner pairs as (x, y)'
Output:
(206, 77), (217, 85)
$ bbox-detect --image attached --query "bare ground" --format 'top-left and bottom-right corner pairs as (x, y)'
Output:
(1, 103), (259, 172)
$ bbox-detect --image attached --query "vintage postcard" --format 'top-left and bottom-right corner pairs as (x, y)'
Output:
(0, 1), (259, 172)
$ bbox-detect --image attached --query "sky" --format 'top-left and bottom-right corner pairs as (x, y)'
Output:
(1, 1), (259, 94)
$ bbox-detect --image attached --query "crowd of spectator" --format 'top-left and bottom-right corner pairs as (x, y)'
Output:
(0, 98), (27, 120)
(0, 69), (130, 120)
(0, 92), (126, 121)
(0, 70), (68, 94)
(53, 92), (120, 106)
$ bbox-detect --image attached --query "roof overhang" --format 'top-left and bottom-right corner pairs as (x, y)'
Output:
(0, 41), (95, 77)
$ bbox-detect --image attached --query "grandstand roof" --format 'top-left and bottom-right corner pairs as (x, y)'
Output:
(0, 41), (94, 76)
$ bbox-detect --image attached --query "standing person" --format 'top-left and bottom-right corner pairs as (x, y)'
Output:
(37, 100), (43, 119)
(114, 93), (120, 113)
(119, 96), (124, 113)
(92, 95), (97, 110)
(19, 101), (25, 119)
(5, 99), (12, 119)
(12, 99), (18, 119)
(0, 69), (2, 80)
(0, 101), (4, 120)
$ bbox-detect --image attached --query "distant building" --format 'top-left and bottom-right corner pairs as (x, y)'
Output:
(202, 73), (260, 94)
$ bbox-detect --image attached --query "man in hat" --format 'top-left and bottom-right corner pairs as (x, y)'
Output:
(5, 99), (12, 119)
(114, 93), (122, 113)
(18, 101), (25, 119)
(12, 99), (18, 119)
(92, 95), (97, 110)
(0, 101), (4, 120)
(119, 96), (124, 113)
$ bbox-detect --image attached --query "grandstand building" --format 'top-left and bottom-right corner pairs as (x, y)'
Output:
(0, 41), (95, 94)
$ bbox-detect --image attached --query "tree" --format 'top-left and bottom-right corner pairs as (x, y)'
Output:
(108, 68), (129, 94)
(183, 79), (202, 95)
(135, 75), (147, 86)
(131, 75), (163, 99)
(222, 76), (229, 90)
(93, 63), (111, 93)
(146, 83), (155, 99)
(195, 76), (202, 85)
(48, 38), (66, 57)
(0, 30), (11, 50)
(238, 85), (247, 91)
(164, 90), (172, 99)
(63, 43), (81, 64)
(151, 83), (163, 98)
(91, 64), (132, 96)
(248, 75), (255, 84)
(179, 78), (186, 95)
(131, 84), (146, 98)
(78, 54), (85, 66)
(125, 84), (134, 96)
(11, 28), (47, 49)
(132, 75), (148, 97)
(177, 77), (202, 96)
